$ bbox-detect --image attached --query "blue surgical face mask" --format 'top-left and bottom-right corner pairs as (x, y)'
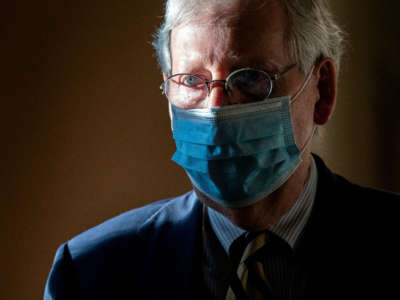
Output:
(170, 69), (314, 208)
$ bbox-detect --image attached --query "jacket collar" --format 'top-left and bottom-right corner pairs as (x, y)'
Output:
(137, 191), (204, 299)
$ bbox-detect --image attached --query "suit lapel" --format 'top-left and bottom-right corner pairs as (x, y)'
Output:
(299, 155), (349, 298)
(138, 191), (204, 300)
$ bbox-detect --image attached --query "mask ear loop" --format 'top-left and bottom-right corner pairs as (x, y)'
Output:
(290, 66), (315, 104)
(288, 66), (317, 153)
(300, 125), (317, 154)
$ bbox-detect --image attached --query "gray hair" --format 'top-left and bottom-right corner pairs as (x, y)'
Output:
(153, 0), (345, 76)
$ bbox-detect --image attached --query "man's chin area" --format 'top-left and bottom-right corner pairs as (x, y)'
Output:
(193, 187), (281, 232)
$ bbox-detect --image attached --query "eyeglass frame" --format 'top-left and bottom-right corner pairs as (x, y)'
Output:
(160, 63), (298, 102)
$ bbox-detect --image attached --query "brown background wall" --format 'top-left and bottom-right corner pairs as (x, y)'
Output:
(2, 1), (399, 299)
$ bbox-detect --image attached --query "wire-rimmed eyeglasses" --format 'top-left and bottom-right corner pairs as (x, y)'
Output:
(160, 64), (297, 109)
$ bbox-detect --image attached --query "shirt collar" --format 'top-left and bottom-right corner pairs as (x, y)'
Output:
(207, 156), (318, 254)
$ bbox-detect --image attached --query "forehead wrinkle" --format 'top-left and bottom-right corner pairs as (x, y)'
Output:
(205, 30), (241, 71)
(180, 22), (239, 73)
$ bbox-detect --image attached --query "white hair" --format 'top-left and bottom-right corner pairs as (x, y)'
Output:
(153, 0), (345, 76)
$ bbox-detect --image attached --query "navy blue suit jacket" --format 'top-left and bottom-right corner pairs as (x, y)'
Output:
(44, 156), (400, 299)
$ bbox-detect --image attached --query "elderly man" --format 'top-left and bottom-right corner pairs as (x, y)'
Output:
(44, 0), (399, 299)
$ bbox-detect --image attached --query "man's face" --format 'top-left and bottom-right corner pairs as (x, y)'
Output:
(169, 0), (319, 150)
(168, 0), (325, 219)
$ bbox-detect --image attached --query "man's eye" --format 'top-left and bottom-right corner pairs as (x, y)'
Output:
(181, 75), (203, 87)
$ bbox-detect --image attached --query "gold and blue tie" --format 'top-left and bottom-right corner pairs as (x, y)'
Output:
(226, 232), (272, 300)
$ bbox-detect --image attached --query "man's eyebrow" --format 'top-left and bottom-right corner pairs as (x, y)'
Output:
(221, 50), (280, 72)
(231, 60), (282, 73)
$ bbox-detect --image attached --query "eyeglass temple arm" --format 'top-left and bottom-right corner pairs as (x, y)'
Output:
(271, 63), (297, 81)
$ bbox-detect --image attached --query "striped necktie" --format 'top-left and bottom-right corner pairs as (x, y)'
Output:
(226, 232), (272, 300)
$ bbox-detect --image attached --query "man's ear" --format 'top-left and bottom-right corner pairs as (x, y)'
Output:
(314, 58), (337, 125)
(163, 73), (168, 81)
